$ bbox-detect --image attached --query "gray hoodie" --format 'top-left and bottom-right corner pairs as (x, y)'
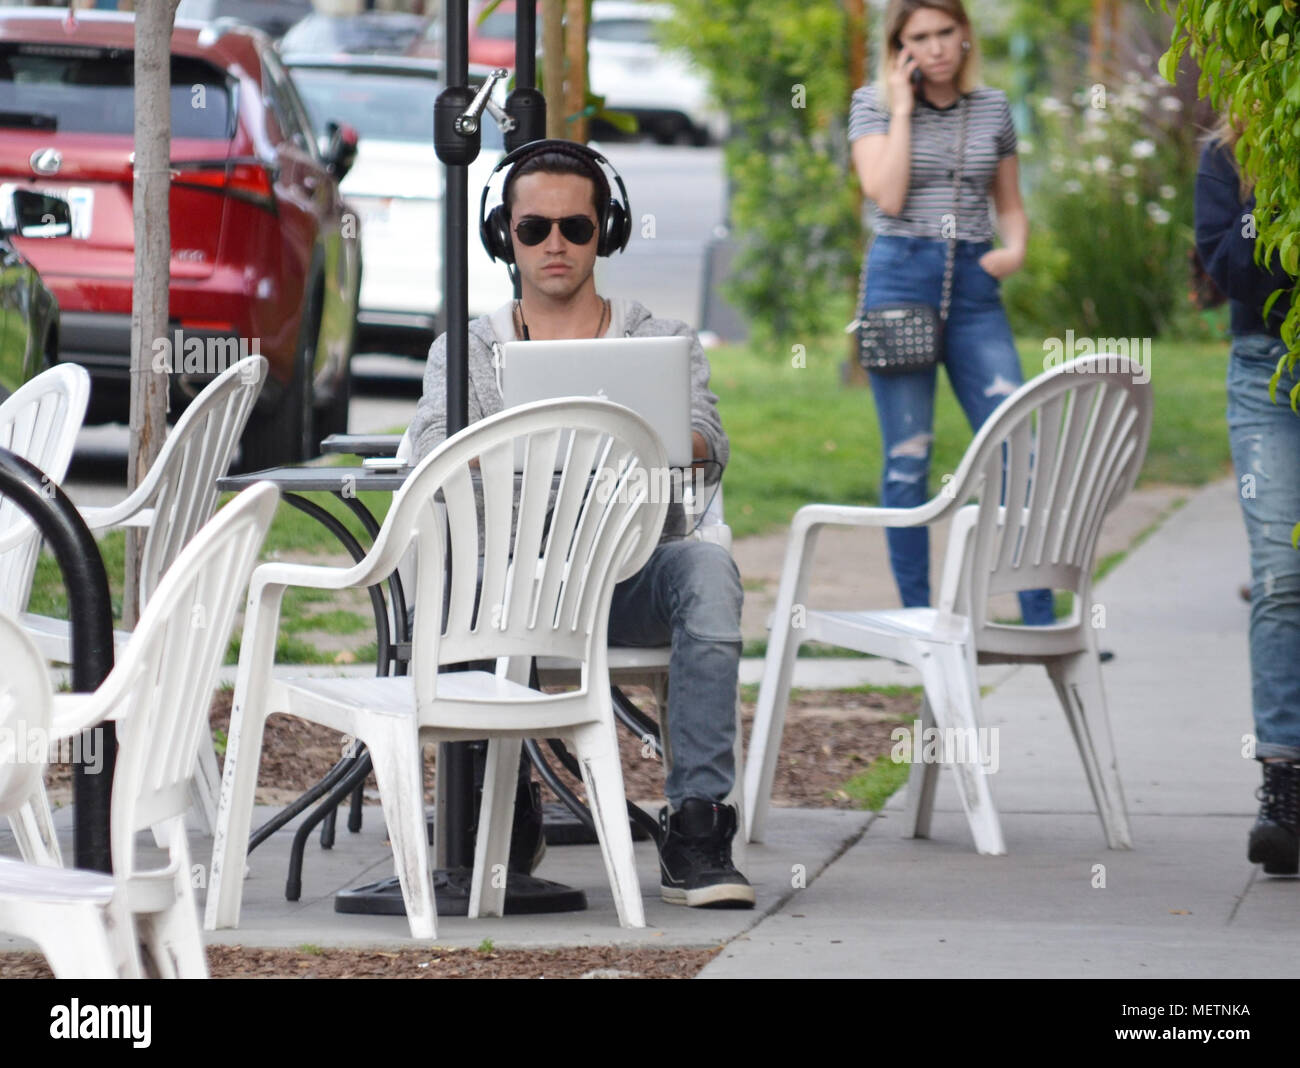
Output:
(407, 297), (728, 541)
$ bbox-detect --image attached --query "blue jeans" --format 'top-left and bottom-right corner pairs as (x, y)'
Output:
(607, 539), (743, 809)
(862, 235), (1054, 623)
(1227, 334), (1300, 760)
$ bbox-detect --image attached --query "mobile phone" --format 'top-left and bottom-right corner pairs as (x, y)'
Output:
(911, 65), (924, 93)
(361, 456), (408, 471)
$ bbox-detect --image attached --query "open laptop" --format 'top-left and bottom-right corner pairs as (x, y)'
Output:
(501, 336), (694, 467)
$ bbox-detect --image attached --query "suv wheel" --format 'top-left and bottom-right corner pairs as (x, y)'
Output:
(239, 282), (320, 470)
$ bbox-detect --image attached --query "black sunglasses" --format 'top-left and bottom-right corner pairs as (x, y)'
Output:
(513, 214), (597, 247)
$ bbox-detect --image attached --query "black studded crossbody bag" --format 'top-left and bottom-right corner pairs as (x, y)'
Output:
(852, 95), (968, 375)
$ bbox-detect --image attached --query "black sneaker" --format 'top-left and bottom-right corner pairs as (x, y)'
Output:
(658, 798), (755, 909)
(1248, 761), (1300, 875)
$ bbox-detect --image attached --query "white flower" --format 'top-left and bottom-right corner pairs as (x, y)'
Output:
(1160, 184), (1177, 200)
(1146, 202), (1171, 224)
(1076, 160), (1093, 174)
(1124, 70), (1141, 85)
(1020, 138), (1035, 155)
(1081, 126), (1108, 143)
(1093, 155), (1113, 174)
(1050, 156), (1066, 173)
(1131, 139), (1157, 159)
(1124, 191), (1139, 206)
(1137, 53), (1152, 66)
(1063, 180), (1083, 194)
(1120, 163), (1138, 178)
(1159, 96), (1183, 112)
(1039, 96), (1066, 115)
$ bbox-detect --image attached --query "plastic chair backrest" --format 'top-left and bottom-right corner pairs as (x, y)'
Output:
(947, 355), (1152, 646)
(0, 613), (53, 818)
(136, 356), (267, 607)
(367, 398), (669, 702)
(0, 364), (90, 615)
(102, 482), (278, 876)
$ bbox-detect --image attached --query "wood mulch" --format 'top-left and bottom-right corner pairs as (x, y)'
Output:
(0, 945), (721, 980)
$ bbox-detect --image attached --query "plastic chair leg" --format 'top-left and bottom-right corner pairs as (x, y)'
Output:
(136, 827), (209, 979)
(572, 719), (645, 929)
(1046, 651), (1133, 849)
(469, 736), (523, 919)
(918, 642), (1006, 855)
(743, 617), (802, 843)
(362, 711), (436, 939)
(204, 701), (270, 931)
(903, 694), (940, 840)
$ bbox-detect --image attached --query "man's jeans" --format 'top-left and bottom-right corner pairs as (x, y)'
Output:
(863, 235), (1054, 624)
(1227, 334), (1300, 760)
(607, 538), (743, 809)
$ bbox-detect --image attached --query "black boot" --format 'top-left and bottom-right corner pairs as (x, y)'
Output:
(1248, 761), (1300, 875)
(658, 798), (755, 908)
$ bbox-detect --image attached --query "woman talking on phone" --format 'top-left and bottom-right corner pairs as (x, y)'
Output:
(850, 0), (1053, 624)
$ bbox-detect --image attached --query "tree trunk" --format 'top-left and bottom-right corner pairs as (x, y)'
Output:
(564, 0), (587, 143)
(543, 0), (566, 138)
(124, 0), (180, 628)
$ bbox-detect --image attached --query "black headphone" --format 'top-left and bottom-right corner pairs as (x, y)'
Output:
(479, 139), (631, 264)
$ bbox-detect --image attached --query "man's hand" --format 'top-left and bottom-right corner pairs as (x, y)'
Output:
(691, 431), (709, 471)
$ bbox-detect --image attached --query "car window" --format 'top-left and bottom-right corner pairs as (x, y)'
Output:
(260, 50), (316, 157)
(290, 68), (504, 150)
(0, 45), (233, 138)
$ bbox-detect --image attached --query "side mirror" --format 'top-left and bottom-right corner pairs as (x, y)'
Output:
(322, 121), (359, 182)
(10, 189), (72, 238)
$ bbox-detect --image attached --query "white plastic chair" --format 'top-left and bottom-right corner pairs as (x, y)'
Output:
(0, 615), (137, 978)
(19, 355), (267, 838)
(0, 363), (92, 618)
(206, 398), (670, 938)
(744, 355), (1153, 853)
(0, 483), (278, 977)
(0, 363), (91, 865)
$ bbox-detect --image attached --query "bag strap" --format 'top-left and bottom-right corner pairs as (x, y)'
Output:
(848, 94), (970, 332)
(937, 94), (969, 324)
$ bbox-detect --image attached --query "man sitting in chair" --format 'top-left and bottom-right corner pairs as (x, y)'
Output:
(406, 139), (753, 909)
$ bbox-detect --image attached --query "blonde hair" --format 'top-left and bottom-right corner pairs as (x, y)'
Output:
(877, 0), (982, 110)
(1208, 110), (1254, 200)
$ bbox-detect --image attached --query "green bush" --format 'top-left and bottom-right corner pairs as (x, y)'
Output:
(1157, 0), (1300, 383)
(1004, 62), (1198, 340)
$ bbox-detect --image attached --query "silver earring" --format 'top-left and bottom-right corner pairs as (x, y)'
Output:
(962, 40), (971, 52)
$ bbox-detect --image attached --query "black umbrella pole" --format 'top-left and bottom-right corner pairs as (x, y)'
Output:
(0, 448), (115, 872)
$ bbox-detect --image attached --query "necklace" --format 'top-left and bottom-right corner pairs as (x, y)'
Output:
(515, 297), (608, 341)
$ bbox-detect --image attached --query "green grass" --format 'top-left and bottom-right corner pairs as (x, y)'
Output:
(838, 753), (914, 812)
(707, 335), (1232, 540)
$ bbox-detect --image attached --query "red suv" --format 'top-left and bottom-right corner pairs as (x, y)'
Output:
(0, 9), (361, 466)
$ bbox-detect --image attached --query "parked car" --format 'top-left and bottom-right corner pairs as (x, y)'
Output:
(280, 11), (438, 58)
(285, 55), (514, 357)
(0, 9), (362, 466)
(175, 0), (313, 41)
(466, 0), (530, 69)
(588, 1), (726, 145)
(0, 189), (69, 401)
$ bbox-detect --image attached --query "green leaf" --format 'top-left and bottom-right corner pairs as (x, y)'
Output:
(1265, 4), (1286, 37)
(1293, 521), (1300, 551)
(1203, 0), (1222, 32)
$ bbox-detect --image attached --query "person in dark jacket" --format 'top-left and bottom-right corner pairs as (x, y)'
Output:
(1194, 123), (1300, 874)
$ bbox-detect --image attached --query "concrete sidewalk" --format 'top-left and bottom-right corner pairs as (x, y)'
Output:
(703, 478), (1300, 978)
(6, 479), (1294, 978)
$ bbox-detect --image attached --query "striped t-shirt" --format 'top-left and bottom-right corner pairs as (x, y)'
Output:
(848, 84), (1017, 242)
